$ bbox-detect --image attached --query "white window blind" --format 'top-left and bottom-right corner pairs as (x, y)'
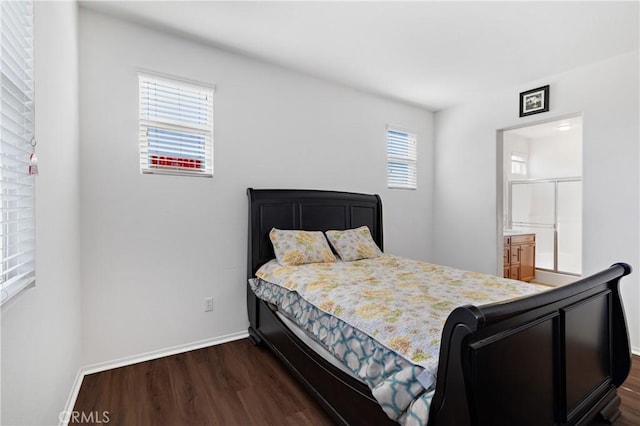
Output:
(1, 0), (35, 305)
(387, 127), (417, 189)
(139, 73), (213, 177)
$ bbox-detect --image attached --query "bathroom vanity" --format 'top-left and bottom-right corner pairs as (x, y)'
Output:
(503, 232), (536, 282)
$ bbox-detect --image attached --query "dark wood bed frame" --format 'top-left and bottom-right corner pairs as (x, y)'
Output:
(246, 188), (632, 426)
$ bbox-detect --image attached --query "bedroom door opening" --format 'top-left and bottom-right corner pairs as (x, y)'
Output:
(498, 115), (583, 286)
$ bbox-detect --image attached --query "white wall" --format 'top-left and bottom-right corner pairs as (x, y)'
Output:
(503, 133), (530, 180)
(1, 2), (82, 424)
(502, 133), (529, 224)
(434, 51), (640, 352)
(527, 128), (582, 179)
(78, 9), (434, 366)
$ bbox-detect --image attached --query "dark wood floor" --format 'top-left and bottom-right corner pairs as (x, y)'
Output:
(615, 354), (640, 426)
(74, 339), (334, 426)
(73, 340), (640, 425)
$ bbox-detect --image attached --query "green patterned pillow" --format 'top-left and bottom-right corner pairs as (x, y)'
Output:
(269, 228), (336, 266)
(325, 226), (382, 262)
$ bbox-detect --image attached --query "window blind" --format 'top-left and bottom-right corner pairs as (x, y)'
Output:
(1, 0), (35, 305)
(387, 128), (417, 189)
(139, 73), (214, 177)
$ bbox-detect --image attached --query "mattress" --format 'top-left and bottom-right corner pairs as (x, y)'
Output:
(250, 276), (431, 424)
(274, 310), (363, 381)
(250, 254), (547, 425)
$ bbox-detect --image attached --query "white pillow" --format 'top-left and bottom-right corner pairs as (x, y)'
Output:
(269, 228), (336, 266)
(325, 226), (382, 262)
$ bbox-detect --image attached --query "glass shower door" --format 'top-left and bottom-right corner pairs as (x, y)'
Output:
(511, 181), (555, 270)
(557, 181), (582, 274)
(509, 178), (582, 275)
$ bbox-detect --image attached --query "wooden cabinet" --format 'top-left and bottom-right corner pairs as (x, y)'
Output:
(504, 234), (536, 282)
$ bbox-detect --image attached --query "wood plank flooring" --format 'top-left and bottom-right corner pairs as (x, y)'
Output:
(615, 354), (640, 426)
(73, 340), (640, 425)
(73, 339), (334, 426)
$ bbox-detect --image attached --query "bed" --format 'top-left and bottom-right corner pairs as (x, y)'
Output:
(246, 188), (632, 425)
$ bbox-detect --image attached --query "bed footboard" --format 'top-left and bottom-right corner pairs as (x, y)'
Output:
(429, 263), (632, 426)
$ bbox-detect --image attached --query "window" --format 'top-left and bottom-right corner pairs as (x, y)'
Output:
(139, 73), (214, 177)
(1, 0), (35, 305)
(387, 127), (417, 189)
(511, 154), (527, 176)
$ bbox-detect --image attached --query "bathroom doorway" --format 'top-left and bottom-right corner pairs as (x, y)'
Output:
(499, 116), (583, 286)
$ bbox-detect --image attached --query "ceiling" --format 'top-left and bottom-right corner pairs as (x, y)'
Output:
(79, 1), (639, 111)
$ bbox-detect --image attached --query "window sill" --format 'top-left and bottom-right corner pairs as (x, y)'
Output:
(1, 279), (36, 307)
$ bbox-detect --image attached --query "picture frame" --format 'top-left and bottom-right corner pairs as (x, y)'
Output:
(519, 85), (549, 117)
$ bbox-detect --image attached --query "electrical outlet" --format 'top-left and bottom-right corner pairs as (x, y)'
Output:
(204, 297), (213, 312)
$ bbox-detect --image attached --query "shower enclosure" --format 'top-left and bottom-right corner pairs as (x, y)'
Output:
(507, 177), (582, 276)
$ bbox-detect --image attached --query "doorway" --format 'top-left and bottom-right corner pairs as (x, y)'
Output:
(499, 116), (583, 286)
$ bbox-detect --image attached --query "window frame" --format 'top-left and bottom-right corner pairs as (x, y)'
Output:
(511, 153), (528, 176)
(138, 72), (214, 178)
(1, 0), (36, 306)
(386, 126), (417, 190)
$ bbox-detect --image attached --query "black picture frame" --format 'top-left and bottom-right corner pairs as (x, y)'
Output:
(519, 85), (549, 117)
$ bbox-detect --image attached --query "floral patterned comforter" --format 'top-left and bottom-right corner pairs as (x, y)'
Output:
(252, 254), (547, 424)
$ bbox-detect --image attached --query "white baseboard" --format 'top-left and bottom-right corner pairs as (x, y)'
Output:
(59, 369), (84, 426)
(632, 346), (640, 356)
(82, 330), (249, 375)
(60, 330), (249, 426)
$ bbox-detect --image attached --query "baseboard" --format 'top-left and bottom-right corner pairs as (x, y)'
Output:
(633, 346), (640, 356)
(82, 330), (249, 375)
(60, 330), (249, 426)
(59, 368), (84, 425)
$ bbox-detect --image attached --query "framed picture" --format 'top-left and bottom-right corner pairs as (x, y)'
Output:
(519, 85), (549, 117)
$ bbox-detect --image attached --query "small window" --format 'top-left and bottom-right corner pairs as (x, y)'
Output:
(511, 154), (527, 176)
(387, 127), (417, 189)
(139, 73), (214, 177)
(1, 0), (36, 305)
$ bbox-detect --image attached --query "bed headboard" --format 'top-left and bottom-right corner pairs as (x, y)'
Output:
(247, 188), (383, 277)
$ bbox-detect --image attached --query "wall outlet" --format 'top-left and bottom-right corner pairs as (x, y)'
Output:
(204, 297), (213, 312)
